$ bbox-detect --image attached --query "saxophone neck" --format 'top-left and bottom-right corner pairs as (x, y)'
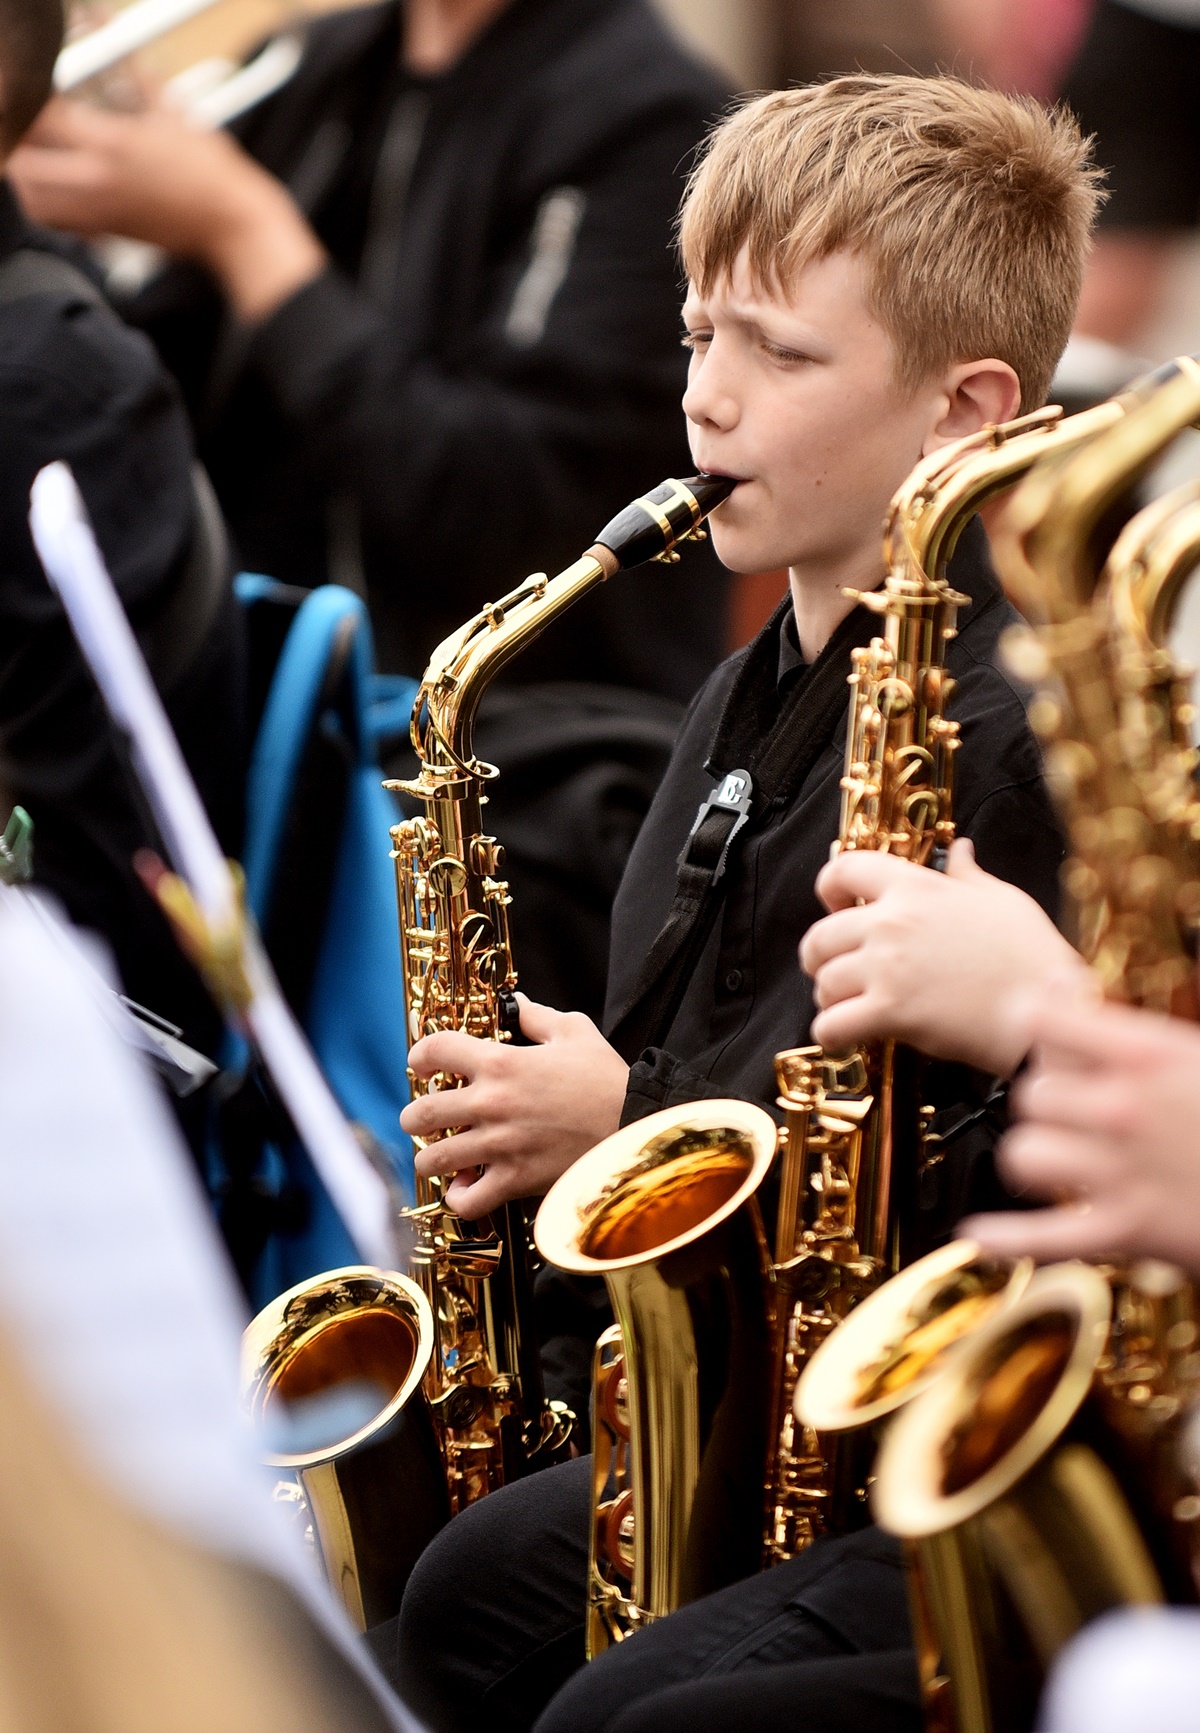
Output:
(997, 358), (1200, 627)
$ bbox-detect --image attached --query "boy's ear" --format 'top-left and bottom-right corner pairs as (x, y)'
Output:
(922, 359), (1023, 455)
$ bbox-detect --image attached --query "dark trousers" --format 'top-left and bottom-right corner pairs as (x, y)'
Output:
(377, 1456), (921, 1733)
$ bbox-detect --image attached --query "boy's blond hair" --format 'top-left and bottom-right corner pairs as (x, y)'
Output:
(680, 75), (1103, 411)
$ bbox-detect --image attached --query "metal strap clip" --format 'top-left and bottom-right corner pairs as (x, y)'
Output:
(683, 767), (753, 885)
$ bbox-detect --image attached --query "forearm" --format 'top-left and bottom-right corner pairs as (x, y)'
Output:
(201, 171), (326, 324)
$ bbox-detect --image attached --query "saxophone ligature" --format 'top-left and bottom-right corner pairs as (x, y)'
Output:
(240, 475), (733, 1622)
(872, 358), (1200, 1733)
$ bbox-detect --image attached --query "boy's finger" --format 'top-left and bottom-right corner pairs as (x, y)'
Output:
(515, 994), (563, 1044)
(944, 836), (981, 879)
(407, 1029), (493, 1080)
(809, 992), (884, 1053)
(446, 1165), (509, 1221)
(963, 1199), (1128, 1264)
(997, 1123), (1119, 1199)
(412, 1130), (489, 1178)
(814, 850), (917, 912)
(400, 1090), (471, 1138)
(810, 950), (869, 1011)
(799, 905), (869, 974)
(1010, 1070), (1136, 1139)
(1023, 995), (1177, 1071)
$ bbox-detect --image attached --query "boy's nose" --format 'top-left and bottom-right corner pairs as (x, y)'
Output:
(682, 353), (740, 433)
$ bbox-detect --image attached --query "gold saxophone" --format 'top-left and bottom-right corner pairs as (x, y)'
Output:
(764, 399), (1132, 1562)
(790, 372), (1200, 1527)
(871, 359), (1200, 1733)
(241, 474), (734, 1626)
(534, 406), (1114, 1660)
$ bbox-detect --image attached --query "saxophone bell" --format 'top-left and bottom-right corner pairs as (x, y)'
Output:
(533, 1100), (778, 1657)
(795, 1240), (1033, 1435)
(872, 1260), (1199, 1733)
(242, 1267), (451, 1632)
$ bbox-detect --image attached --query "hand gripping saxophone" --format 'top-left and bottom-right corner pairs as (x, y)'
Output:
(773, 383), (1196, 1577)
(872, 359), (1200, 1733)
(385, 475), (734, 1515)
(763, 398), (1134, 1566)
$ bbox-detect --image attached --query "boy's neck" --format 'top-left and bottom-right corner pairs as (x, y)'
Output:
(787, 542), (885, 663)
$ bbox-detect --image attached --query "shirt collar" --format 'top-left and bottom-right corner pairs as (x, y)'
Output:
(776, 604), (807, 691)
(772, 513), (1003, 694)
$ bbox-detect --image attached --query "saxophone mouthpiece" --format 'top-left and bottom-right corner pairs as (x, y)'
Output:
(592, 473), (737, 570)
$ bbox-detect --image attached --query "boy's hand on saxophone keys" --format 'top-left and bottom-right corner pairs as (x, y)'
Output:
(802, 838), (1089, 1077)
(401, 995), (629, 1219)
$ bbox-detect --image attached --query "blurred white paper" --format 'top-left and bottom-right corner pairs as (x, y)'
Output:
(29, 459), (392, 1268)
(0, 885), (418, 1729)
(1041, 1607), (1200, 1732)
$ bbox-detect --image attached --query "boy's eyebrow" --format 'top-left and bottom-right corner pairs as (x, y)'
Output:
(682, 293), (830, 354)
(723, 306), (827, 353)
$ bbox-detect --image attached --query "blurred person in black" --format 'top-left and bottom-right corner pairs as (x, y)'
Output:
(11, 0), (731, 1012)
(0, 0), (245, 1063)
(8, 0), (733, 1014)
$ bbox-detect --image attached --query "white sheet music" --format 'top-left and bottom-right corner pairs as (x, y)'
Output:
(0, 886), (418, 1729)
(29, 459), (393, 1269)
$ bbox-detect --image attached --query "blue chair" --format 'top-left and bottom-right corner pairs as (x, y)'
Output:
(225, 577), (417, 1304)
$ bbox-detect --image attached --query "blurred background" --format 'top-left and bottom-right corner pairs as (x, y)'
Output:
(73, 0), (1200, 648)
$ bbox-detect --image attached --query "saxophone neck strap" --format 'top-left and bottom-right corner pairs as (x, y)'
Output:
(607, 597), (879, 1063)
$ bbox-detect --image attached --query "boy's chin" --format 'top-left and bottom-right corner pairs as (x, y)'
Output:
(708, 523), (789, 578)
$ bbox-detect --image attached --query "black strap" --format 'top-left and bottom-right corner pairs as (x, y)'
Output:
(607, 597), (881, 1061)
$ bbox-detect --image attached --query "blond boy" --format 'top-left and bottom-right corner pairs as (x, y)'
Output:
(385, 75), (1100, 1733)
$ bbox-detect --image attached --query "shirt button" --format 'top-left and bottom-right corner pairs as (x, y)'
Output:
(724, 968), (743, 993)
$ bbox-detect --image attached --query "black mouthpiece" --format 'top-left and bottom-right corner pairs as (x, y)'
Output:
(594, 473), (736, 570)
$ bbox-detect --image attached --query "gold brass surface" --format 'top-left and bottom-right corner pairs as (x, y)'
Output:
(870, 357), (1200, 1733)
(875, 1265), (1169, 1733)
(996, 358), (1200, 1009)
(534, 1100), (778, 1657)
(384, 474), (733, 1513)
(795, 1241), (1032, 1434)
(761, 401), (1130, 1570)
(241, 476), (733, 1619)
(241, 1267), (449, 1631)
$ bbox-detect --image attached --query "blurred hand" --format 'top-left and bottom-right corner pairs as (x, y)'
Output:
(9, 98), (325, 321)
(801, 837), (1089, 1076)
(965, 995), (1200, 1276)
(399, 995), (629, 1219)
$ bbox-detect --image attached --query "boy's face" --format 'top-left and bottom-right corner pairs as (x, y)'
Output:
(682, 248), (950, 579)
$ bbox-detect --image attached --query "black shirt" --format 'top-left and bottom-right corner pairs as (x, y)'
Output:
(126, 0), (732, 701)
(603, 519), (1064, 1224)
(0, 181), (245, 1051)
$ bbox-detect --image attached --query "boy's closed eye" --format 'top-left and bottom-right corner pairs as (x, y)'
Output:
(761, 340), (814, 366)
(680, 328), (712, 351)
